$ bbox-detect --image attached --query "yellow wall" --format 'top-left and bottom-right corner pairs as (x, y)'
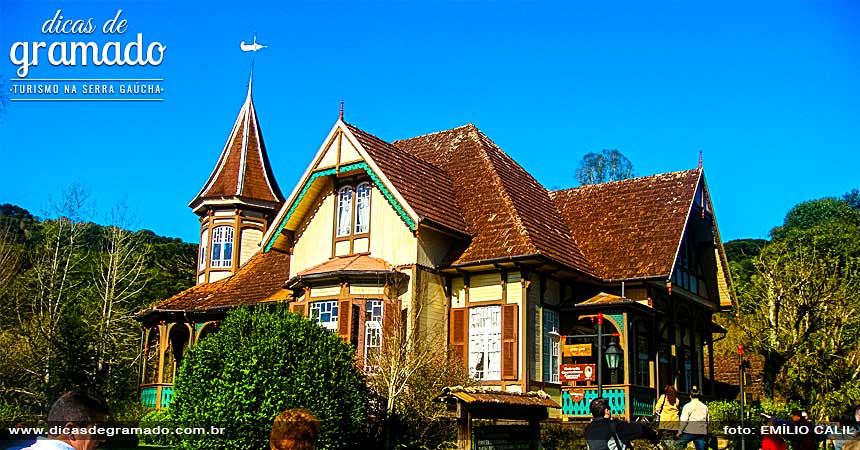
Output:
(470, 273), (502, 302)
(368, 188), (417, 266)
(290, 189), (335, 277)
(415, 268), (448, 345)
(240, 228), (262, 266)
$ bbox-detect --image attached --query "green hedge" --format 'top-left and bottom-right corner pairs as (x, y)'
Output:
(168, 306), (367, 450)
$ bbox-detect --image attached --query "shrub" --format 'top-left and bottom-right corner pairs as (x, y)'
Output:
(139, 409), (176, 447)
(169, 305), (367, 450)
(542, 422), (586, 450)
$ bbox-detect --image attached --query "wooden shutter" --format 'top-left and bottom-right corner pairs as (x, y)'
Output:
(290, 303), (305, 317)
(338, 300), (352, 340)
(450, 308), (467, 368)
(501, 304), (519, 380)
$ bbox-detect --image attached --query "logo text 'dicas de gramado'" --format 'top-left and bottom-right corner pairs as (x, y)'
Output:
(8, 10), (167, 101)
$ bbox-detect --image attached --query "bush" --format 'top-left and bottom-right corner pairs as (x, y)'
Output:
(139, 409), (175, 447)
(542, 422), (586, 450)
(169, 305), (367, 450)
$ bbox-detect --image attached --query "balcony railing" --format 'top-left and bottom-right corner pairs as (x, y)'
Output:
(561, 385), (656, 419)
(140, 383), (174, 410)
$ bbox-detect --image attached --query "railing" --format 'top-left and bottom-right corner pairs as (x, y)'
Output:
(629, 385), (656, 418)
(562, 388), (625, 416)
(140, 383), (174, 410)
(140, 386), (158, 408)
(161, 386), (174, 408)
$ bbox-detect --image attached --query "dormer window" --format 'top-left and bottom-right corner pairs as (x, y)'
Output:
(211, 226), (234, 268)
(333, 182), (372, 256)
(336, 186), (353, 237)
(354, 183), (371, 234)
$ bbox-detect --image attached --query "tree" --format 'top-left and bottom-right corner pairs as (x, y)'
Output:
(365, 283), (474, 450)
(736, 220), (860, 419)
(770, 197), (857, 240)
(843, 188), (860, 210)
(575, 149), (634, 185)
(84, 203), (149, 401)
(169, 306), (367, 450)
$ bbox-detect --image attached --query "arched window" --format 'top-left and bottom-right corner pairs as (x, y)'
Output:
(336, 186), (353, 237)
(354, 183), (371, 234)
(210, 226), (234, 268)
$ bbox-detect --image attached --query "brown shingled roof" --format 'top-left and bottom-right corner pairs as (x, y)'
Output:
(296, 254), (394, 276)
(438, 386), (560, 409)
(394, 124), (594, 275)
(550, 169), (701, 280)
(191, 85), (283, 209)
(344, 123), (469, 235)
(141, 249), (291, 313)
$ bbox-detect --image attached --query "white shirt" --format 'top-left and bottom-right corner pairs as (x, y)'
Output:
(19, 437), (76, 450)
(678, 398), (709, 435)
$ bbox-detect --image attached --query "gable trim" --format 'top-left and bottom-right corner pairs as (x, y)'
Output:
(263, 161), (416, 252)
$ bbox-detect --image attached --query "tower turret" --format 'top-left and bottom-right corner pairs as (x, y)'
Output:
(190, 76), (283, 284)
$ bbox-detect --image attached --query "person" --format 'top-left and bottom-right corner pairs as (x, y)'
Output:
(774, 409), (816, 450)
(676, 386), (709, 450)
(761, 417), (787, 450)
(655, 385), (681, 440)
(20, 391), (107, 450)
(585, 397), (659, 450)
(269, 408), (319, 450)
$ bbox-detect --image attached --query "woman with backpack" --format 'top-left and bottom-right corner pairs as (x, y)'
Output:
(655, 385), (681, 441)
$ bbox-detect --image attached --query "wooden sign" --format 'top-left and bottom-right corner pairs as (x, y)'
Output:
(564, 343), (592, 357)
(560, 363), (596, 382)
(473, 425), (530, 450)
(565, 389), (585, 402)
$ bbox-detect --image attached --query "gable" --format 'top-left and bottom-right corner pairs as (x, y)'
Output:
(551, 170), (702, 280)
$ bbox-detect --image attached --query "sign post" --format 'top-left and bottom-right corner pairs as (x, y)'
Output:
(597, 313), (603, 398)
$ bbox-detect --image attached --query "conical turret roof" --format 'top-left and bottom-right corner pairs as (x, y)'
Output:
(190, 78), (283, 213)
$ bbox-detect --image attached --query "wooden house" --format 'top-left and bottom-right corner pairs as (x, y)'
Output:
(136, 81), (734, 417)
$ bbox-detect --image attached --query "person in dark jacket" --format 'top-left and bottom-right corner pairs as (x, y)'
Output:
(585, 397), (659, 450)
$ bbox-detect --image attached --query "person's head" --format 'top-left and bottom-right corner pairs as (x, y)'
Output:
(790, 409), (802, 422)
(270, 409), (319, 450)
(664, 385), (678, 402)
(589, 397), (611, 419)
(689, 386), (700, 399)
(46, 392), (108, 450)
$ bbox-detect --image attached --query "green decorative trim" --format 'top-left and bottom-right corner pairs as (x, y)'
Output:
(264, 162), (416, 252)
(607, 313), (624, 333)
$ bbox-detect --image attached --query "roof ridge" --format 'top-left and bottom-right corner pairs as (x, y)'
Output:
(551, 168), (701, 195)
(394, 123), (476, 142)
(344, 122), (449, 175)
(469, 128), (538, 254)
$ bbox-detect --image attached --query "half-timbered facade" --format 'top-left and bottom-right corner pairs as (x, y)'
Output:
(136, 82), (734, 417)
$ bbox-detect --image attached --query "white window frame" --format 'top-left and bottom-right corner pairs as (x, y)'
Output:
(336, 186), (353, 237)
(354, 182), (371, 234)
(543, 309), (560, 383)
(468, 305), (501, 381)
(310, 301), (339, 332)
(199, 240), (206, 270)
(210, 226), (234, 268)
(363, 300), (383, 372)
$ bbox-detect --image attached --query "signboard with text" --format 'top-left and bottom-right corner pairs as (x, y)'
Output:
(560, 363), (596, 382)
(473, 425), (530, 450)
(563, 343), (592, 357)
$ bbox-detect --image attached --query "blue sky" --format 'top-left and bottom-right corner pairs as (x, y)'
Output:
(1, 0), (858, 243)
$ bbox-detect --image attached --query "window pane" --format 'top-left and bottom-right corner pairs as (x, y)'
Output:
(468, 305), (501, 380)
(354, 183), (371, 234)
(364, 300), (383, 372)
(210, 226), (234, 268)
(310, 301), (339, 332)
(336, 187), (353, 237)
